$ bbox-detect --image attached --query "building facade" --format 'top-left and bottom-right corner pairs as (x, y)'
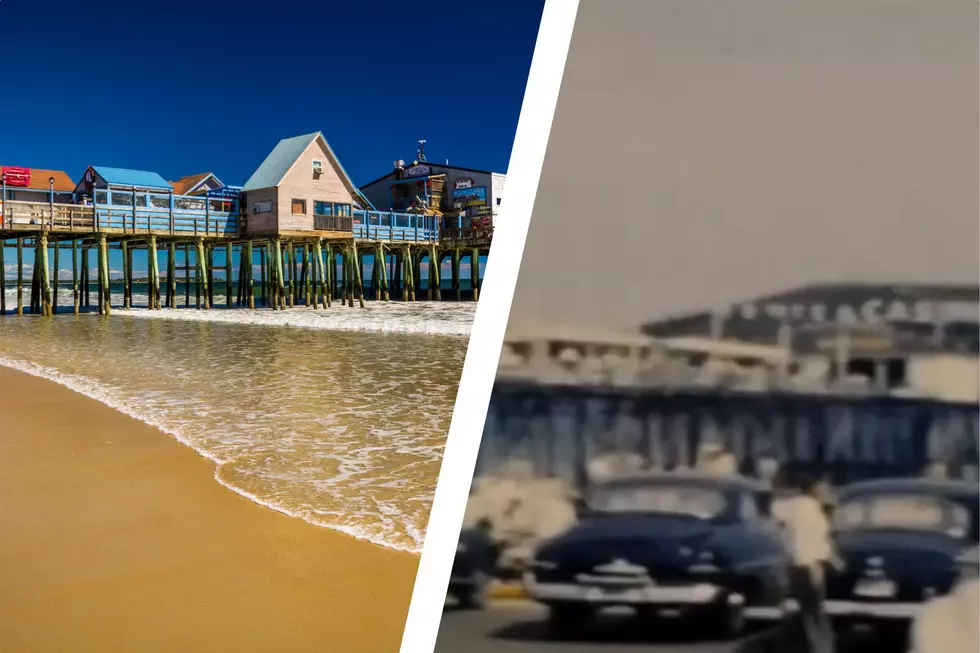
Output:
(360, 158), (505, 224)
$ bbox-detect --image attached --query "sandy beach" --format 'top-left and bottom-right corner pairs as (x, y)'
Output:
(0, 366), (418, 653)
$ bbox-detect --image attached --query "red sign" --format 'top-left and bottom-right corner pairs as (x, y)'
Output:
(2, 167), (31, 187)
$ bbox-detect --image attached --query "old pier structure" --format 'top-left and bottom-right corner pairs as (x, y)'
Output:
(0, 133), (493, 316)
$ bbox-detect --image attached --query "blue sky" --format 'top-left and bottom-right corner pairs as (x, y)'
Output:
(0, 0), (543, 186)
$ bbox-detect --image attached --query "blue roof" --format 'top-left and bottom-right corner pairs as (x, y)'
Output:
(242, 133), (318, 192)
(93, 166), (171, 190)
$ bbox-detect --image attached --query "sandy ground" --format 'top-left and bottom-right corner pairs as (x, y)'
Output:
(0, 366), (418, 653)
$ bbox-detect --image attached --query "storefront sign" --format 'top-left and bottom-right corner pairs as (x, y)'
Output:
(729, 299), (939, 326)
(403, 164), (431, 178)
(452, 185), (487, 208)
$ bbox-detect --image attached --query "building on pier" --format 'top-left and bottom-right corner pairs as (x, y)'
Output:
(639, 282), (980, 402)
(169, 172), (225, 196)
(360, 156), (505, 221)
(1, 166), (75, 204)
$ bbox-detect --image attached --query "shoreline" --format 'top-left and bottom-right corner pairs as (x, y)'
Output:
(0, 366), (419, 652)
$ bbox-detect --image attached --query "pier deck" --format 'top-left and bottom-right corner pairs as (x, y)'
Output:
(0, 198), (489, 316)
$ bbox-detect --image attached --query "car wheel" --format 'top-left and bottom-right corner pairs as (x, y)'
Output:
(456, 570), (490, 610)
(547, 603), (593, 639)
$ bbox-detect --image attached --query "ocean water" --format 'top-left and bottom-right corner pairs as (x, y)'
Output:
(0, 311), (471, 552)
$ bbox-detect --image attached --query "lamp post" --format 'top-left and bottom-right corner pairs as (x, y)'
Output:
(49, 177), (55, 228)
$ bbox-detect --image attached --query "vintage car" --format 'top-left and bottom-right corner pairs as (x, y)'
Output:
(448, 521), (498, 610)
(522, 471), (793, 639)
(825, 478), (980, 648)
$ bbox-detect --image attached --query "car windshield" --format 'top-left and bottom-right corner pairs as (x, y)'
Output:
(588, 483), (728, 519)
(834, 493), (971, 538)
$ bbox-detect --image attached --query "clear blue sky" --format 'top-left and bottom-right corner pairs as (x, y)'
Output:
(0, 0), (543, 186)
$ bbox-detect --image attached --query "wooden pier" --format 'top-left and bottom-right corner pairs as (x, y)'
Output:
(0, 200), (489, 316)
(0, 131), (493, 316)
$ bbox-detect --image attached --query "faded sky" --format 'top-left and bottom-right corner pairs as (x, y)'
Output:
(507, 0), (978, 334)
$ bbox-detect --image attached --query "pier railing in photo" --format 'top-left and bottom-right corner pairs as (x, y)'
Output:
(477, 381), (980, 489)
(0, 196), (488, 316)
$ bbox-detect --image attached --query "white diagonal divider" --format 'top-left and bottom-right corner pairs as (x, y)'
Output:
(397, 1), (581, 651)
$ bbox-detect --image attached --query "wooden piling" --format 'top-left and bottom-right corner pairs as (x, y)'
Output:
(72, 239), (79, 314)
(259, 245), (268, 308)
(453, 247), (461, 301)
(0, 240), (6, 315)
(183, 244), (191, 308)
(82, 245), (90, 309)
(120, 240), (129, 309)
(287, 241), (295, 308)
(225, 243), (233, 309)
(167, 241), (177, 308)
(95, 240), (103, 315)
(148, 235), (161, 310)
(208, 244), (215, 308)
(430, 245), (441, 302)
(300, 244), (310, 306)
(98, 234), (111, 316)
(273, 239), (286, 310)
(471, 248), (480, 301)
(246, 240), (255, 309)
(378, 244), (390, 302)
(405, 246), (416, 302)
(127, 243), (134, 309)
(52, 237), (60, 314)
(39, 233), (52, 316)
(194, 238), (209, 310)
(326, 240), (337, 308)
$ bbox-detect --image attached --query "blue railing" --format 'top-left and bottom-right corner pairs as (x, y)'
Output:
(352, 210), (438, 242)
(92, 188), (239, 236)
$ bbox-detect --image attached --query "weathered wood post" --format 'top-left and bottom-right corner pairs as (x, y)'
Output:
(167, 241), (177, 308)
(430, 245), (441, 302)
(39, 232), (52, 316)
(15, 238), (24, 315)
(225, 243), (233, 309)
(120, 240), (129, 309)
(82, 245), (90, 308)
(453, 247), (461, 301)
(127, 243), (134, 309)
(208, 243), (215, 308)
(196, 237), (210, 310)
(71, 239), (79, 314)
(328, 240), (337, 308)
(148, 235), (161, 310)
(300, 243), (310, 306)
(183, 244), (191, 308)
(378, 244), (390, 302)
(405, 245), (416, 302)
(259, 245), (268, 308)
(309, 241), (320, 309)
(98, 233), (111, 316)
(0, 239), (5, 315)
(0, 240), (6, 315)
(287, 241), (295, 308)
(194, 241), (202, 310)
(52, 237), (60, 314)
(274, 238), (286, 310)
(95, 239), (103, 316)
(471, 248), (480, 301)
(246, 240), (255, 309)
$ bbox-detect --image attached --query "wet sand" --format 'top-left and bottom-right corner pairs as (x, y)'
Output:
(0, 366), (418, 653)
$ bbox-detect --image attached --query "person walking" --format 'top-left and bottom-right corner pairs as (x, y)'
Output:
(771, 472), (842, 653)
